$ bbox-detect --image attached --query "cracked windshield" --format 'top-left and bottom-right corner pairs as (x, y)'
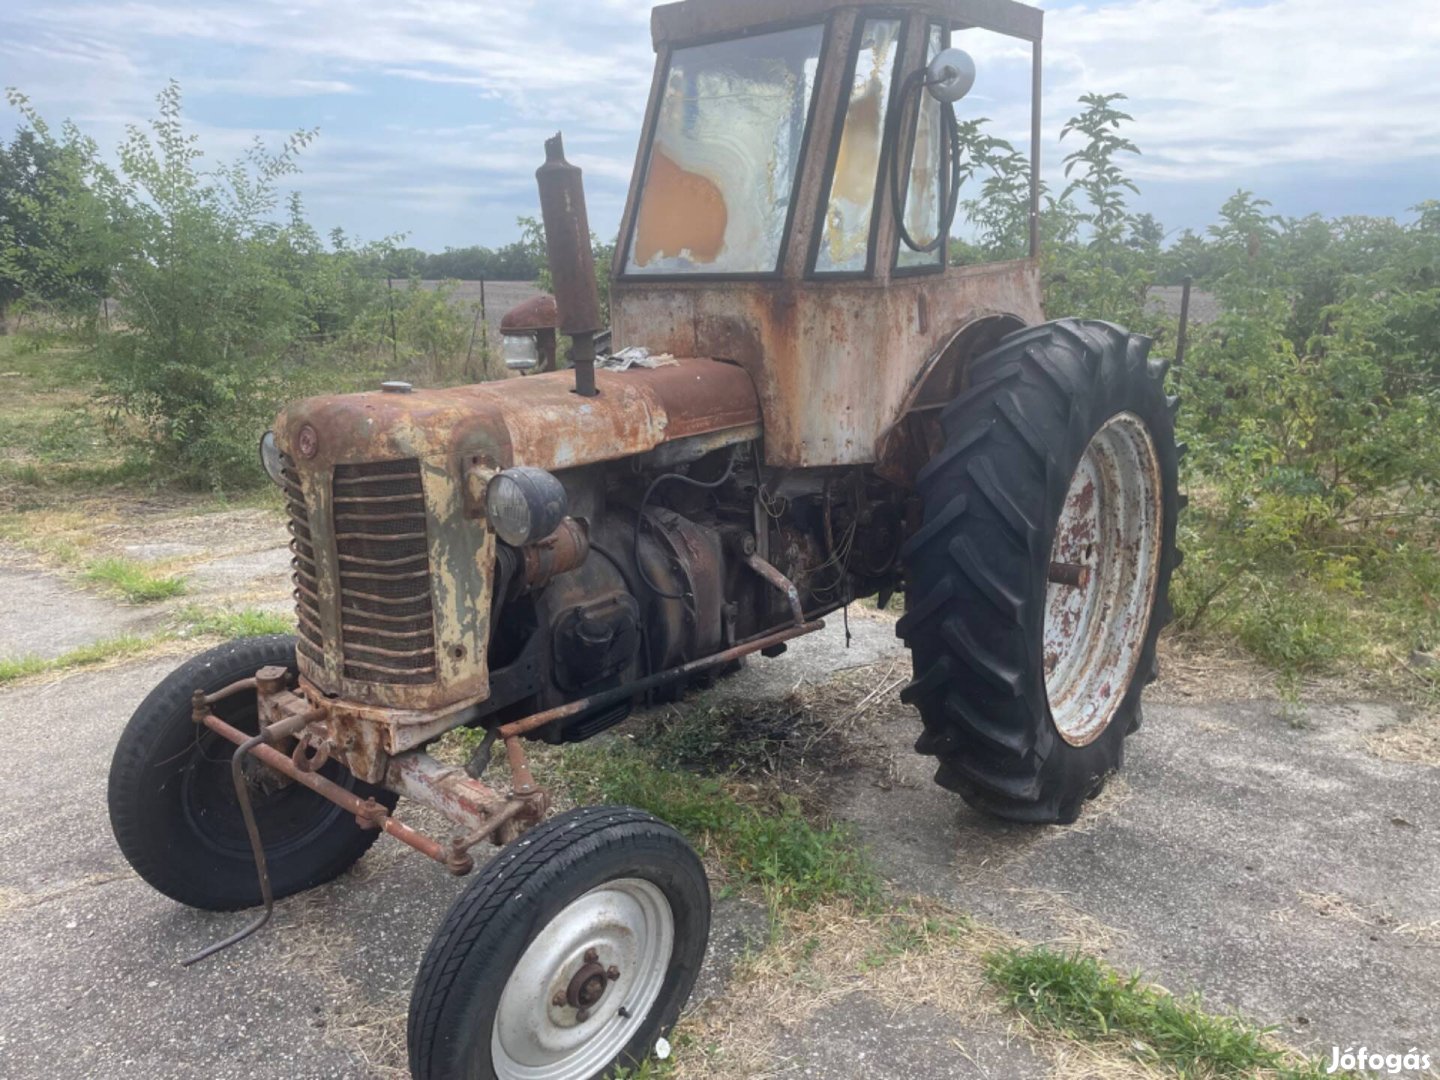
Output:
(626, 24), (823, 274)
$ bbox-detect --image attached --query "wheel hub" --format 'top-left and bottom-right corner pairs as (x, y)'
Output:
(565, 958), (611, 1012)
(1044, 412), (1163, 747)
(492, 878), (674, 1080)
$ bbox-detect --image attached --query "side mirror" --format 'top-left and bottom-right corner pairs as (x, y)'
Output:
(925, 47), (976, 104)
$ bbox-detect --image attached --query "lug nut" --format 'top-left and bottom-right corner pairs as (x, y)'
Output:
(606, 965), (621, 980)
(583, 948), (599, 964)
(552, 991), (567, 1008)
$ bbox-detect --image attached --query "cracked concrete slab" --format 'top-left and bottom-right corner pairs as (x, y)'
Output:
(0, 564), (159, 661)
(801, 616), (1440, 1063)
(769, 993), (1048, 1080)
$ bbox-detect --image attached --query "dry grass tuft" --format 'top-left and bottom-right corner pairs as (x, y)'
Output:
(1292, 890), (1440, 946)
(268, 888), (412, 1076)
(999, 886), (1130, 954)
(1365, 710), (1440, 767)
(671, 898), (1008, 1080)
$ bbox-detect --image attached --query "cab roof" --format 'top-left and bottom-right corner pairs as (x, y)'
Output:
(650, 0), (1044, 49)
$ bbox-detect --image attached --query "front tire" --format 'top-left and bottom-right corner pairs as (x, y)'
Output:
(408, 806), (710, 1080)
(898, 319), (1179, 824)
(107, 635), (397, 910)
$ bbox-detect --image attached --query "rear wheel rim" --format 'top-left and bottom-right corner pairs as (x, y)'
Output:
(1044, 412), (1163, 747)
(491, 877), (674, 1080)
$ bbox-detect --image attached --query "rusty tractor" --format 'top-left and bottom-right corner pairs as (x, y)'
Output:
(108, 1), (1180, 1076)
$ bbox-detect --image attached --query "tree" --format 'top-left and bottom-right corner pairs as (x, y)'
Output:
(87, 82), (324, 485)
(0, 95), (119, 328)
(1044, 93), (1152, 329)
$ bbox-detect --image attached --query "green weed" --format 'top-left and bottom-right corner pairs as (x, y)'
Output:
(0, 633), (162, 684)
(176, 606), (293, 638)
(1169, 493), (1440, 686)
(81, 556), (187, 603)
(985, 946), (1339, 1079)
(0, 606), (296, 686)
(555, 742), (879, 911)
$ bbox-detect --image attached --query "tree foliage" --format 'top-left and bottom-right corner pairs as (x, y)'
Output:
(0, 93), (120, 327)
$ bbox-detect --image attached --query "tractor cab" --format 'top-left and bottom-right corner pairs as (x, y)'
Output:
(610, 0), (1047, 472)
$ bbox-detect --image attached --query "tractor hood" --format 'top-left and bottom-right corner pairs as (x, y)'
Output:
(274, 357), (761, 472)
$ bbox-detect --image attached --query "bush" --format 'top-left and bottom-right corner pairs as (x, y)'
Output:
(4, 83), (477, 490)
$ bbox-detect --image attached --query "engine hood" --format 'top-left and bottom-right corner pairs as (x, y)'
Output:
(274, 358), (761, 471)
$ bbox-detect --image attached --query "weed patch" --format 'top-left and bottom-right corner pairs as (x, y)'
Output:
(81, 556), (186, 602)
(1170, 492), (1440, 689)
(985, 946), (1340, 1079)
(175, 605), (293, 639)
(0, 606), (295, 686)
(0, 633), (165, 684)
(554, 742), (879, 911)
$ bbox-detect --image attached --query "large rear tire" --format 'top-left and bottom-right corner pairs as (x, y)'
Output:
(898, 319), (1180, 824)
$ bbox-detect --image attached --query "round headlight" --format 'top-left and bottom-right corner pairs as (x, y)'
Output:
(259, 430), (285, 486)
(485, 467), (567, 546)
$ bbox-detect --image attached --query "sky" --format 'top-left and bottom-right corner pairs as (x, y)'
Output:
(2, 0), (1438, 254)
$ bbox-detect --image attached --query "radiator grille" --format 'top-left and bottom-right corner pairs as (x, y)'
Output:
(281, 456), (325, 667)
(333, 459), (437, 684)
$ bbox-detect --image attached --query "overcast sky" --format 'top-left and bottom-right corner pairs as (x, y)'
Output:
(3, 0), (1438, 253)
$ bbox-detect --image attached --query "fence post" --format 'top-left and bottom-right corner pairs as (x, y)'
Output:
(1175, 276), (1193, 367)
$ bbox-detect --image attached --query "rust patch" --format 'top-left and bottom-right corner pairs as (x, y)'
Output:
(611, 260), (1044, 470)
(275, 358), (760, 473)
(499, 293), (558, 333)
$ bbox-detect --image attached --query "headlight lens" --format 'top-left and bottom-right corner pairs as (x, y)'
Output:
(259, 430), (285, 486)
(485, 467), (567, 546)
(503, 334), (539, 371)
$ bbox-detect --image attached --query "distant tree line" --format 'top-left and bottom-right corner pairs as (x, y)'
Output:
(379, 240), (545, 282)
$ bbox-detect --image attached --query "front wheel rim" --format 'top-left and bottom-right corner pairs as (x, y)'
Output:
(491, 877), (675, 1080)
(1044, 412), (1164, 747)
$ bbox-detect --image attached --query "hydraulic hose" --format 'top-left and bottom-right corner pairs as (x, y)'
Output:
(889, 68), (966, 255)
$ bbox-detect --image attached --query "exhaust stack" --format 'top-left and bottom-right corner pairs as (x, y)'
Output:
(535, 133), (603, 397)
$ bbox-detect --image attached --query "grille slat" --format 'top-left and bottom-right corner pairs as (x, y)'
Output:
(337, 551), (429, 570)
(343, 656), (438, 678)
(282, 458), (325, 667)
(334, 460), (436, 686)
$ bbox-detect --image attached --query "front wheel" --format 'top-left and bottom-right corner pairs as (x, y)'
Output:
(107, 635), (397, 910)
(408, 806), (710, 1080)
(898, 318), (1180, 824)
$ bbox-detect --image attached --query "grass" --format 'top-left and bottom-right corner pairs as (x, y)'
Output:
(1169, 486), (1440, 689)
(554, 741), (880, 911)
(81, 556), (187, 602)
(859, 906), (971, 971)
(176, 605), (293, 638)
(985, 946), (1342, 1079)
(0, 632), (168, 684)
(0, 336), (144, 490)
(0, 606), (295, 686)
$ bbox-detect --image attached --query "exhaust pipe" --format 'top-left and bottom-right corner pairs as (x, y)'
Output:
(535, 133), (602, 397)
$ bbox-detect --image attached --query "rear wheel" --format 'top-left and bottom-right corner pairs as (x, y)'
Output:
(898, 318), (1179, 823)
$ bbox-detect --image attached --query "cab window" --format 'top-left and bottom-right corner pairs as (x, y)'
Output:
(814, 18), (903, 274)
(625, 25), (824, 276)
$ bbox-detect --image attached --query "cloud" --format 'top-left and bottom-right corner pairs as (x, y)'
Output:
(1040, 0), (1440, 179)
(1, 0), (1436, 248)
